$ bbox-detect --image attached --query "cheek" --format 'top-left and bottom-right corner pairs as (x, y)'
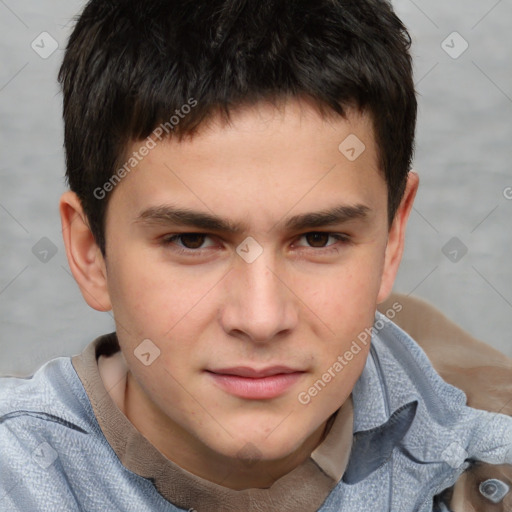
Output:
(105, 251), (223, 379)
(106, 248), (204, 335)
(296, 248), (385, 392)
(303, 250), (385, 329)
(107, 258), (166, 331)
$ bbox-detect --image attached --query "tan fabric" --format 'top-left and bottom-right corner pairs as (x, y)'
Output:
(71, 333), (354, 512)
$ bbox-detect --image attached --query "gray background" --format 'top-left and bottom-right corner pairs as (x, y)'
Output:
(0, 0), (511, 377)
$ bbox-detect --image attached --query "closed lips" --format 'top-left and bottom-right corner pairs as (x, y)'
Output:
(206, 366), (304, 378)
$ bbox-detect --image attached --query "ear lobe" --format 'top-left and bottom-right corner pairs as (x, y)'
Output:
(377, 171), (419, 304)
(59, 191), (112, 312)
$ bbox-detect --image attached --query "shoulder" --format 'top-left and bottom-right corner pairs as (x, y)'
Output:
(0, 357), (101, 509)
(0, 355), (183, 511)
(0, 356), (96, 434)
(370, 310), (469, 415)
(373, 311), (512, 461)
(378, 292), (512, 414)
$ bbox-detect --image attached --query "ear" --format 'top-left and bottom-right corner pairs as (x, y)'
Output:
(59, 191), (112, 312)
(377, 171), (419, 304)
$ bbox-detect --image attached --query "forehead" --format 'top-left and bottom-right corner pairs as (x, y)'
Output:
(175, 98), (378, 168)
(107, 98), (387, 232)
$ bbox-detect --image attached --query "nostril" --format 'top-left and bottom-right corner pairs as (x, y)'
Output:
(479, 479), (510, 504)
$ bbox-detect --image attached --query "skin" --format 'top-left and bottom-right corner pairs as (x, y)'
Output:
(60, 98), (419, 490)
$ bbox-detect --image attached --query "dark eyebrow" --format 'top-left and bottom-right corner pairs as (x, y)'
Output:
(135, 205), (245, 233)
(283, 204), (371, 232)
(134, 203), (372, 233)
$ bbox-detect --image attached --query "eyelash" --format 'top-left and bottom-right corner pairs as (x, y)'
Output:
(160, 232), (352, 257)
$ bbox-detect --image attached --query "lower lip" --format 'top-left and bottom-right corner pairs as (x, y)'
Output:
(207, 371), (304, 399)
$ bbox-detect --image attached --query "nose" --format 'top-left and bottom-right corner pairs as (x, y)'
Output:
(219, 251), (299, 344)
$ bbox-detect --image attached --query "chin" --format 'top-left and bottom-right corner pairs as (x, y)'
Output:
(208, 421), (312, 463)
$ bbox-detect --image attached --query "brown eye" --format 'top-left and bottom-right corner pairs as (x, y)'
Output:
(294, 232), (351, 252)
(305, 233), (330, 247)
(161, 233), (214, 251)
(178, 234), (206, 249)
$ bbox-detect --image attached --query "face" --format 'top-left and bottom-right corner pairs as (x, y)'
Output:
(62, 98), (417, 482)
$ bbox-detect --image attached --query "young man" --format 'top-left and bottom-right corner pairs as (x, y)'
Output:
(0, 0), (511, 511)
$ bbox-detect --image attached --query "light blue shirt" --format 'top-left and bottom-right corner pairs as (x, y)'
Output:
(1, 312), (511, 511)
